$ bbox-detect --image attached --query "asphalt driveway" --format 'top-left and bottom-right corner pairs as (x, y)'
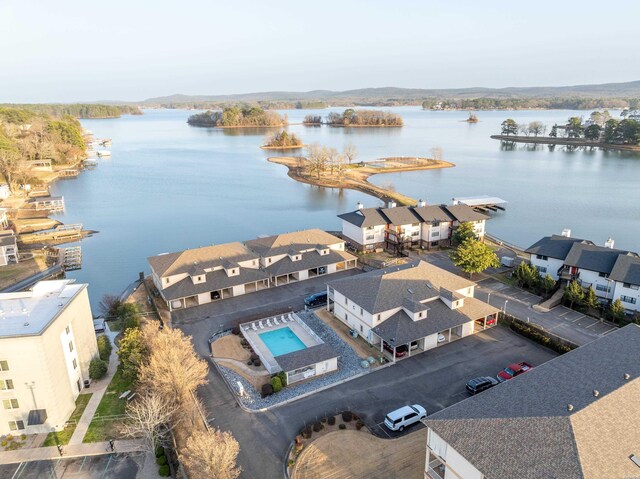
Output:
(0, 454), (141, 479)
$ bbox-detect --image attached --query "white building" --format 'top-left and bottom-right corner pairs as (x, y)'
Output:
(425, 324), (640, 479)
(0, 280), (98, 435)
(0, 231), (18, 266)
(338, 202), (489, 252)
(327, 261), (498, 359)
(526, 230), (593, 280)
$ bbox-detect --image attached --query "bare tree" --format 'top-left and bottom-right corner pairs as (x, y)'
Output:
(306, 143), (328, 179)
(430, 147), (443, 161)
(343, 143), (358, 164)
(180, 428), (241, 479)
(528, 121), (545, 137)
(335, 153), (346, 179)
(0, 147), (21, 192)
(119, 392), (178, 453)
(326, 147), (339, 175)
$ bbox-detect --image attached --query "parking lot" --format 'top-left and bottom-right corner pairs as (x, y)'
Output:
(554, 306), (618, 335)
(0, 454), (142, 479)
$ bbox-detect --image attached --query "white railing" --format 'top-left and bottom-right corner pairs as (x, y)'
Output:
(292, 313), (324, 345)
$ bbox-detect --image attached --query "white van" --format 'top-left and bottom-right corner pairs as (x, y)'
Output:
(384, 404), (427, 431)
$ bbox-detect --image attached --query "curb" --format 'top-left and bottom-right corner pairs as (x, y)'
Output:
(283, 441), (295, 479)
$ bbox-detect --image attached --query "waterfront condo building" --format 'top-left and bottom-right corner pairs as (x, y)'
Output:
(0, 280), (98, 435)
(527, 230), (640, 313)
(338, 201), (488, 253)
(424, 324), (640, 479)
(0, 231), (18, 266)
(148, 229), (357, 311)
(327, 261), (498, 359)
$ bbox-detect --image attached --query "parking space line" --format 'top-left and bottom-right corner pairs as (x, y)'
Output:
(603, 327), (618, 335)
(558, 310), (570, 317)
(571, 315), (585, 322)
(100, 454), (114, 479)
(11, 462), (25, 479)
(584, 321), (601, 329)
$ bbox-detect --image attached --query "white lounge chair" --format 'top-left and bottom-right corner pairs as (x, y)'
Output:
(273, 318), (280, 325)
(252, 323), (257, 331)
(258, 321), (264, 329)
(288, 313), (294, 322)
(267, 319), (272, 327)
(281, 315), (286, 323)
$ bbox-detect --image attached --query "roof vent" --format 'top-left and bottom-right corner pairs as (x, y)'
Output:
(567, 404), (574, 411)
(561, 228), (571, 237)
(22, 307), (28, 314)
(23, 322), (29, 327)
(624, 373), (631, 380)
(417, 199), (426, 207)
(357, 202), (364, 210)
(593, 390), (600, 397)
(604, 237), (615, 249)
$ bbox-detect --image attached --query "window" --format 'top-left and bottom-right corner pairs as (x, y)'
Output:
(345, 298), (348, 305)
(536, 254), (548, 261)
(268, 258), (272, 264)
(72, 358), (77, 370)
(535, 266), (547, 274)
(431, 231), (440, 237)
(253, 260), (256, 266)
(596, 284), (611, 293)
(598, 272), (608, 278)
(411, 230), (419, 237)
(0, 360), (8, 371)
(0, 379), (14, 390)
(623, 283), (639, 290)
(365, 233), (375, 241)
(418, 312), (423, 318)
(165, 278), (169, 284)
(360, 324), (363, 332)
(621, 295), (637, 304)
(3, 399), (18, 410)
(69, 341), (74, 353)
(8, 420), (24, 431)
(366, 226), (375, 231)
(377, 314), (381, 322)
(65, 325), (70, 335)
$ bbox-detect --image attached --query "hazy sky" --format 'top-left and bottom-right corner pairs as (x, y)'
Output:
(1, 0), (639, 102)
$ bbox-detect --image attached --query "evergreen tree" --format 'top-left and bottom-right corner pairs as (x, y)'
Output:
(540, 274), (556, 295)
(450, 239), (500, 278)
(452, 222), (477, 245)
(563, 280), (585, 309)
(609, 299), (626, 324)
(584, 286), (599, 310)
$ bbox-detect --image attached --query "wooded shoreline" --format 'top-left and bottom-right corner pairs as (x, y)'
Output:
(490, 135), (640, 151)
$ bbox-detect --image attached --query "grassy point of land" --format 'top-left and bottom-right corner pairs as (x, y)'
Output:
(42, 393), (93, 446)
(83, 368), (134, 443)
(0, 256), (49, 290)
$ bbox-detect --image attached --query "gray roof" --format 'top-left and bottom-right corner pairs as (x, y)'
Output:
(275, 343), (338, 371)
(425, 324), (640, 479)
(160, 267), (270, 301)
(443, 205), (489, 223)
(609, 254), (640, 286)
(266, 249), (355, 277)
(245, 229), (343, 256)
(412, 205), (454, 223)
(338, 208), (388, 228)
(373, 298), (498, 345)
(525, 235), (592, 260)
(328, 260), (474, 314)
(564, 243), (634, 275)
(379, 206), (420, 226)
(0, 234), (16, 248)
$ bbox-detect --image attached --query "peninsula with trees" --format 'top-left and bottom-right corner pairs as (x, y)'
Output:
(260, 131), (304, 149)
(492, 110), (640, 151)
(0, 103), (141, 119)
(187, 106), (287, 128)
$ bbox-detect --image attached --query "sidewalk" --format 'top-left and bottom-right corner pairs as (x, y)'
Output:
(68, 326), (120, 445)
(0, 438), (145, 465)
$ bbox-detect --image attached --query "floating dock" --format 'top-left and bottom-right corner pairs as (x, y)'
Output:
(452, 195), (507, 212)
(29, 196), (65, 212)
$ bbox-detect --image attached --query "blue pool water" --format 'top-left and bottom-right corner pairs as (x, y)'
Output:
(259, 327), (307, 357)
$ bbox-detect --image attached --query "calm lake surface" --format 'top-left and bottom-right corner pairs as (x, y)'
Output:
(50, 107), (640, 307)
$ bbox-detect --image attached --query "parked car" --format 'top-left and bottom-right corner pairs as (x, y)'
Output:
(466, 376), (499, 395)
(383, 342), (408, 357)
(437, 333), (446, 343)
(304, 291), (328, 307)
(384, 404), (427, 431)
(485, 318), (497, 326)
(211, 291), (221, 300)
(497, 362), (534, 382)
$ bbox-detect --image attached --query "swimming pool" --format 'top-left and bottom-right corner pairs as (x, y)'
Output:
(258, 327), (307, 357)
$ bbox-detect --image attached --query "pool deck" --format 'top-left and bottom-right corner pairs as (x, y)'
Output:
(241, 314), (323, 373)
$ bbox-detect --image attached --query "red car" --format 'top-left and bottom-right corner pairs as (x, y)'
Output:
(497, 362), (533, 382)
(383, 342), (408, 358)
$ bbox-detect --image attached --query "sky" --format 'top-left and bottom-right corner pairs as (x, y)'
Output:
(1, 0), (639, 103)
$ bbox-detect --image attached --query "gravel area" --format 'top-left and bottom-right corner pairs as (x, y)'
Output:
(217, 310), (370, 410)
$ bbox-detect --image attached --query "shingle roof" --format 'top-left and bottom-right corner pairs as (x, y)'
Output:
(338, 208), (388, 228)
(525, 235), (592, 260)
(160, 267), (270, 301)
(373, 298), (498, 345)
(412, 205), (454, 223)
(609, 253), (640, 286)
(245, 229), (343, 256)
(275, 343), (338, 371)
(425, 324), (640, 479)
(564, 243), (633, 274)
(148, 242), (259, 277)
(0, 234), (16, 248)
(379, 206), (420, 226)
(443, 205), (490, 223)
(328, 260), (475, 314)
(266, 249), (355, 277)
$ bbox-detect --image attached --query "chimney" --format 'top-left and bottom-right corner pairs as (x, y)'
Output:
(604, 238), (615, 249)
(357, 202), (363, 210)
(388, 201), (397, 208)
(561, 229), (571, 238)
(417, 199), (426, 207)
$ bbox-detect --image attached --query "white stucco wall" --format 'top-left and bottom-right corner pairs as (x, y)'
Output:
(612, 282), (640, 312)
(530, 256), (564, 280)
(341, 220), (365, 245)
(427, 429), (483, 479)
(579, 269), (614, 298)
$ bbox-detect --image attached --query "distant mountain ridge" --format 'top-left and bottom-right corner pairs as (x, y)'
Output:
(143, 80), (640, 104)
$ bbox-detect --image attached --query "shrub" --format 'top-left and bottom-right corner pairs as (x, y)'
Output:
(271, 376), (283, 393)
(97, 335), (112, 362)
(312, 422), (323, 432)
(6, 435), (12, 441)
(158, 464), (170, 477)
(155, 445), (164, 457)
(261, 383), (273, 398)
(247, 360), (253, 366)
(327, 416), (336, 426)
(288, 459), (295, 467)
(1, 440), (6, 447)
(250, 353), (259, 362)
(156, 455), (167, 466)
(321, 417), (327, 423)
(240, 338), (247, 346)
(20, 434), (26, 440)
(253, 358), (261, 367)
(277, 371), (287, 387)
(356, 420), (364, 430)
(339, 424), (346, 430)
(232, 326), (240, 335)
(89, 358), (108, 380)
(342, 411), (353, 423)
(301, 426), (312, 439)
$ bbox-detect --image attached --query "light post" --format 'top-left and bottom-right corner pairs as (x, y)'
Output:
(503, 300), (509, 315)
(486, 292), (491, 305)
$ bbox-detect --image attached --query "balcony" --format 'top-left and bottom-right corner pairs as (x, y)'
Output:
(426, 458), (446, 479)
(558, 267), (579, 281)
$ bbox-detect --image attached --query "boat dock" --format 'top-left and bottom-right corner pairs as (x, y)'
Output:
(452, 195), (507, 212)
(19, 223), (83, 244)
(28, 195), (65, 212)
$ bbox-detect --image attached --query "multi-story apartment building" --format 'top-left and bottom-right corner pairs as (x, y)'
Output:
(0, 280), (98, 435)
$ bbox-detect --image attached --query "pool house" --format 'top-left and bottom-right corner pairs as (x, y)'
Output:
(240, 313), (339, 384)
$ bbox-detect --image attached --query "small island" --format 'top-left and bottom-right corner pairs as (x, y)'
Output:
(303, 114), (322, 125)
(491, 111), (640, 151)
(268, 144), (453, 205)
(260, 131), (305, 150)
(325, 109), (403, 127)
(465, 113), (479, 123)
(187, 106), (287, 128)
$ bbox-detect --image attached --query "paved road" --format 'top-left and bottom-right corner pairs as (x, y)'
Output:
(188, 325), (557, 478)
(0, 453), (141, 479)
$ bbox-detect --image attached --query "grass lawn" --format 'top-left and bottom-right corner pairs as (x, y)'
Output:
(42, 393), (93, 446)
(0, 256), (48, 290)
(106, 318), (124, 332)
(83, 367), (134, 443)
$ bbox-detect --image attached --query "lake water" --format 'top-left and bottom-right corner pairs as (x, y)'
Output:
(50, 107), (640, 307)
